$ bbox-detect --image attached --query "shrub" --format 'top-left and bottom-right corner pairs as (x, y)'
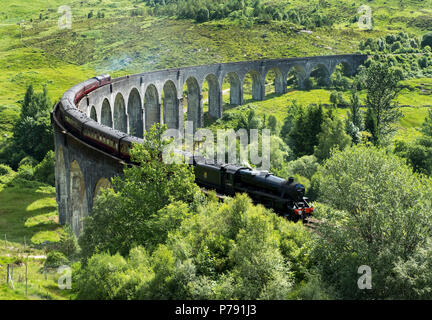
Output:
(33, 150), (55, 186)
(421, 32), (432, 49)
(16, 164), (34, 181)
(18, 156), (37, 168)
(58, 226), (80, 258)
(44, 251), (69, 268)
(0, 164), (13, 176)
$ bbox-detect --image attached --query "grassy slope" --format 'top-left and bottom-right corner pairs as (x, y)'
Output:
(0, 172), (71, 300)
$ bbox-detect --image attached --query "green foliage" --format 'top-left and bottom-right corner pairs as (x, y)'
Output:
(235, 108), (262, 131)
(421, 32), (432, 49)
(314, 117), (351, 161)
(394, 110), (432, 175)
(75, 193), (315, 300)
(390, 238), (432, 299)
(16, 164), (34, 181)
(345, 91), (363, 144)
(266, 135), (293, 174)
(0, 164), (12, 176)
(33, 150), (55, 186)
(58, 226), (80, 258)
(79, 124), (201, 259)
(44, 251), (69, 269)
(1, 85), (54, 169)
(394, 137), (432, 176)
(363, 62), (403, 145)
(75, 249), (153, 300)
(279, 155), (319, 181)
(146, 0), (335, 27)
(312, 145), (432, 299)
(18, 156), (37, 168)
(421, 108), (432, 137)
(287, 104), (325, 157)
(266, 115), (279, 135)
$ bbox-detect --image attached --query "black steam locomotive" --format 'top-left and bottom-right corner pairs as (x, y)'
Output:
(190, 158), (313, 221)
(53, 74), (314, 222)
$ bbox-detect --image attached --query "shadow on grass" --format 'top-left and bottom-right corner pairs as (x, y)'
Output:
(0, 176), (61, 246)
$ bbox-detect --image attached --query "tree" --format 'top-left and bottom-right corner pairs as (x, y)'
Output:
(314, 117), (351, 162)
(364, 106), (378, 144)
(33, 150), (55, 186)
(394, 109), (432, 175)
(421, 108), (432, 137)
(421, 32), (432, 49)
(394, 138), (432, 175)
(312, 146), (432, 299)
(267, 115), (279, 135)
(363, 62), (403, 145)
(288, 104), (325, 157)
(75, 193), (316, 300)
(11, 85), (53, 166)
(78, 124), (201, 259)
(345, 91), (363, 145)
(348, 90), (362, 130)
(236, 108), (262, 131)
(196, 7), (209, 22)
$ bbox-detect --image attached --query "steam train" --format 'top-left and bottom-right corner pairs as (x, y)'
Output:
(192, 159), (314, 221)
(52, 75), (314, 221)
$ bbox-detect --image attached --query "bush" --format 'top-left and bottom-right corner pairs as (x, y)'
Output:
(283, 155), (319, 180)
(421, 32), (432, 49)
(76, 248), (153, 300)
(33, 150), (55, 186)
(16, 164), (34, 181)
(0, 164), (13, 176)
(44, 251), (69, 268)
(18, 156), (37, 168)
(58, 226), (80, 258)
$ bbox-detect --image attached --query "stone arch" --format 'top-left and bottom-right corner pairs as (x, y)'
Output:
(56, 145), (67, 225)
(163, 80), (180, 129)
(308, 63), (331, 88)
(330, 61), (353, 90)
(90, 106), (97, 122)
(114, 93), (127, 133)
(145, 84), (160, 131)
(93, 177), (112, 204)
(204, 74), (222, 119)
(287, 64), (307, 90)
(264, 68), (286, 95)
(101, 98), (113, 127)
(243, 69), (264, 101)
(223, 72), (242, 106)
(127, 88), (143, 138)
(184, 76), (202, 130)
(69, 160), (88, 236)
(332, 60), (353, 77)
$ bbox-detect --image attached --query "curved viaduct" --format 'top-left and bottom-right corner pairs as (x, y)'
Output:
(53, 54), (367, 235)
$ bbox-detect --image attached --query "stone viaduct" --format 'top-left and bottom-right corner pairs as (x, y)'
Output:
(52, 54), (367, 235)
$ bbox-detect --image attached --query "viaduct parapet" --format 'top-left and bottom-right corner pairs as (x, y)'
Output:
(52, 54), (367, 235)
